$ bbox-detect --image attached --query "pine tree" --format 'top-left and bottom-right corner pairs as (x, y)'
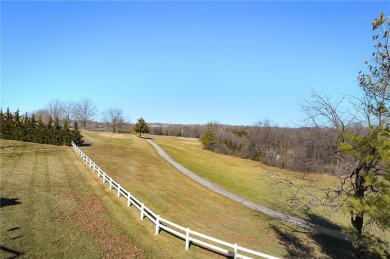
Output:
(201, 123), (217, 150)
(11, 109), (22, 140)
(53, 116), (62, 145)
(46, 116), (53, 144)
(71, 121), (84, 145)
(133, 117), (150, 137)
(30, 113), (38, 143)
(62, 120), (71, 146)
(36, 116), (45, 144)
(21, 112), (31, 142)
(2, 108), (14, 140)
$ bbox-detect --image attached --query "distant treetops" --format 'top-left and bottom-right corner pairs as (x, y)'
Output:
(0, 108), (84, 146)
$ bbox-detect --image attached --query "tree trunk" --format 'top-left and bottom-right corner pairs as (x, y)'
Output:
(351, 167), (366, 258)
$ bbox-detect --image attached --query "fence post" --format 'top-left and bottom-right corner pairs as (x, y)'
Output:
(102, 173), (105, 183)
(155, 215), (160, 235)
(233, 243), (238, 259)
(117, 184), (121, 197)
(140, 203), (144, 220)
(109, 178), (112, 190)
(127, 192), (132, 207)
(185, 228), (190, 250)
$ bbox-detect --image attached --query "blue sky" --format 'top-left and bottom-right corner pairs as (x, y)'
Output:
(1, 1), (389, 126)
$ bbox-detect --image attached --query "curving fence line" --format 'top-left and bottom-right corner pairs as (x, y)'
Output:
(71, 142), (280, 259)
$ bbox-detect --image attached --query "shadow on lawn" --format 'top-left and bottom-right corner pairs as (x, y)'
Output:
(269, 211), (390, 258)
(258, 206), (355, 258)
(270, 219), (355, 258)
(78, 142), (92, 147)
(0, 198), (21, 208)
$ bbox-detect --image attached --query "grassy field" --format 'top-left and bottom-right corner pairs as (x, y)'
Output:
(1, 139), (223, 258)
(152, 136), (342, 220)
(1, 132), (356, 258)
(151, 135), (390, 242)
(78, 130), (356, 258)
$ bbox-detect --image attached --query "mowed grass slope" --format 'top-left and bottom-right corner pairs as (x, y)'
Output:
(1, 139), (227, 258)
(0, 140), (145, 258)
(152, 136), (339, 218)
(80, 130), (355, 258)
(152, 135), (390, 241)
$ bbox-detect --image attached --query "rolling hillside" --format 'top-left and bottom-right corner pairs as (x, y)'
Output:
(1, 132), (356, 258)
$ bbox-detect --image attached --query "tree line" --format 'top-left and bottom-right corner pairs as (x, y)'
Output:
(35, 98), (131, 133)
(149, 121), (337, 174)
(0, 108), (83, 146)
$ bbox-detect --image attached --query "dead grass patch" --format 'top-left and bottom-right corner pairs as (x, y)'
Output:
(56, 190), (144, 258)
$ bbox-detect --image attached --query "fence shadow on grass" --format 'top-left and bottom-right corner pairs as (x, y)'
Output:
(0, 246), (24, 259)
(157, 227), (231, 258)
(0, 198), (21, 208)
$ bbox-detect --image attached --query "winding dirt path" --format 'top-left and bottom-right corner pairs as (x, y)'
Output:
(146, 138), (345, 240)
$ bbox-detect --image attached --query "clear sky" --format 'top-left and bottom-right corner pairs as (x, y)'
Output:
(1, 1), (389, 126)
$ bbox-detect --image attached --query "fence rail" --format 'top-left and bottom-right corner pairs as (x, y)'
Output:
(71, 142), (280, 259)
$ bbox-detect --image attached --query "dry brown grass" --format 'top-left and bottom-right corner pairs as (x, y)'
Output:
(78, 131), (358, 258)
(0, 139), (145, 258)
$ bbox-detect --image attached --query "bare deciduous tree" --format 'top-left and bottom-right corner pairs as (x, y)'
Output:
(102, 108), (124, 133)
(63, 101), (75, 123)
(276, 13), (390, 258)
(34, 108), (50, 123)
(74, 98), (97, 129)
(47, 99), (65, 120)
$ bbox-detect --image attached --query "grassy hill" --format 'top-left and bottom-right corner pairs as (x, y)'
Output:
(1, 132), (357, 258)
(152, 135), (344, 223)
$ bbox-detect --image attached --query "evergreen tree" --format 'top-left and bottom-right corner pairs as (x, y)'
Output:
(62, 119), (71, 146)
(71, 121), (84, 145)
(201, 123), (217, 150)
(10, 109), (20, 140)
(0, 108), (82, 146)
(36, 116), (45, 144)
(53, 116), (62, 145)
(21, 112), (31, 142)
(30, 113), (38, 143)
(45, 116), (53, 144)
(133, 117), (150, 137)
(2, 108), (14, 140)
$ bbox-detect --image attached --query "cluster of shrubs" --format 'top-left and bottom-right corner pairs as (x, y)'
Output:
(0, 108), (84, 146)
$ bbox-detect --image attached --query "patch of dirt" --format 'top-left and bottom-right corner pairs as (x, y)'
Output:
(56, 190), (144, 258)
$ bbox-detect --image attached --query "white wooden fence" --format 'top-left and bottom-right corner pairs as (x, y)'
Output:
(71, 142), (280, 259)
